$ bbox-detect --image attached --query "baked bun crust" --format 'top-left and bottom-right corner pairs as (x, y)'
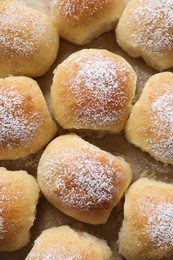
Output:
(0, 76), (57, 160)
(0, 167), (40, 252)
(50, 0), (124, 45)
(26, 225), (113, 260)
(37, 133), (132, 224)
(51, 49), (137, 134)
(0, 1), (59, 77)
(125, 72), (173, 165)
(119, 178), (173, 260)
(116, 0), (173, 71)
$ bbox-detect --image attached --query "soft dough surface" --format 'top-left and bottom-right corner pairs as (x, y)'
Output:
(0, 1), (59, 77)
(116, 0), (173, 71)
(26, 225), (113, 260)
(37, 133), (132, 224)
(119, 178), (173, 260)
(50, 0), (124, 45)
(0, 167), (40, 252)
(51, 49), (137, 134)
(125, 72), (173, 165)
(0, 76), (57, 160)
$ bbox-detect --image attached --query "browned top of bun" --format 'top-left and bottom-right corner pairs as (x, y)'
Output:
(26, 226), (113, 260)
(116, 0), (173, 70)
(0, 1), (55, 59)
(0, 78), (42, 150)
(0, 167), (40, 251)
(119, 178), (173, 260)
(51, 49), (136, 133)
(51, 0), (116, 25)
(0, 76), (57, 159)
(38, 133), (132, 224)
(125, 72), (173, 165)
(124, 0), (173, 56)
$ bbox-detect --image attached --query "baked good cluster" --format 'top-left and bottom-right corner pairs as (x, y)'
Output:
(0, 0), (172, 259)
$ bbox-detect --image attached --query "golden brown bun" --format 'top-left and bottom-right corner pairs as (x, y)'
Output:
(26, 225), (113, 260)
(50, 0), (124, 45)
(0, 167), (40, 252)
(125, 72), (173, 165)
(0, 76), (57, 160)
(51, 49), (137, 134)
(119, 178), (173, 260)
(0, 1), (59, 77)
(37, 133), (132, 224)
(116, 0), (173, 71)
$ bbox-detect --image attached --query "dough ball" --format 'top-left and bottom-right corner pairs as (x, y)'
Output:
(119, 178), (173, 260)
(125, 72), (173, 165)
(51, 49), (136, 135)
(0, 76), (57, 160)
(116, 0), (173, 71)
(0, 1), (59, 77)
(50, 0), (124, 45)
(0, 167), (40, 252)
(37, 133), (132, 224)
(26, 225), (113, 260)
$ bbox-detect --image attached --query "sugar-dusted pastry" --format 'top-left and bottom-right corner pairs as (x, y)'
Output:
(0, 76), (57, 160)
(116, 0), (173, 71)
(0, 167), (40, 252)
(0, 1), (59, 77)
(119, 178), (173, 260)
(37, 133), (132, 224)
(125, 72), (173, 165)
(26, 225), (113, 260)
(51, 49), (137, 134)
(50, 0), (124, 45)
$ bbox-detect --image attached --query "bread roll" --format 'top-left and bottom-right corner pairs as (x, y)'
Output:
(37, 133), (132, 224)
(0, 1), (59, 77)
(26, 225), (113, 260)
(119, 178), (173, 260)
(116, 0), (173, 71)
(50, 0), (124, 45)
(125, 72), (173, 165)
(0, 167), (40, 252)
(0, 76), (57, 160)
(51, 49), (137, 134)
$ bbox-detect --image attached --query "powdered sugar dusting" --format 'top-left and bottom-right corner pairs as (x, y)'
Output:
(0, 2), (49, 58)
(28, 238), (93, 260)
(27, 241), (90, 260)
(0, 84), (44, 151)
(51, 0), (111, 23)
(0, 174), (22, 240)
(134, 190), (173, 254)
(60, 50), (134, 128)
(146, 93), (173, 162)
(39, 144), (125, 211)
(146, 202), (173, 250)
(129, 0), (173, 57)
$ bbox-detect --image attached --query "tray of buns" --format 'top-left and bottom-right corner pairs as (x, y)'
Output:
(0, 0), (172, 259)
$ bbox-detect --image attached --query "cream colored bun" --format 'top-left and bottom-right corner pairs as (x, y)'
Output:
(37, 133), (132, 224)
(51, 49), (137, 134)
(116, 0), (173, 71)
(125, 72), (173, 165)
(0, 1), (59, 78)
(119, 178), (173, 260)
(50, 0), (124, 45)
(0, 76), (57, 160)
(0, 167), (40, 252)
(26, 225), (113, 260)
